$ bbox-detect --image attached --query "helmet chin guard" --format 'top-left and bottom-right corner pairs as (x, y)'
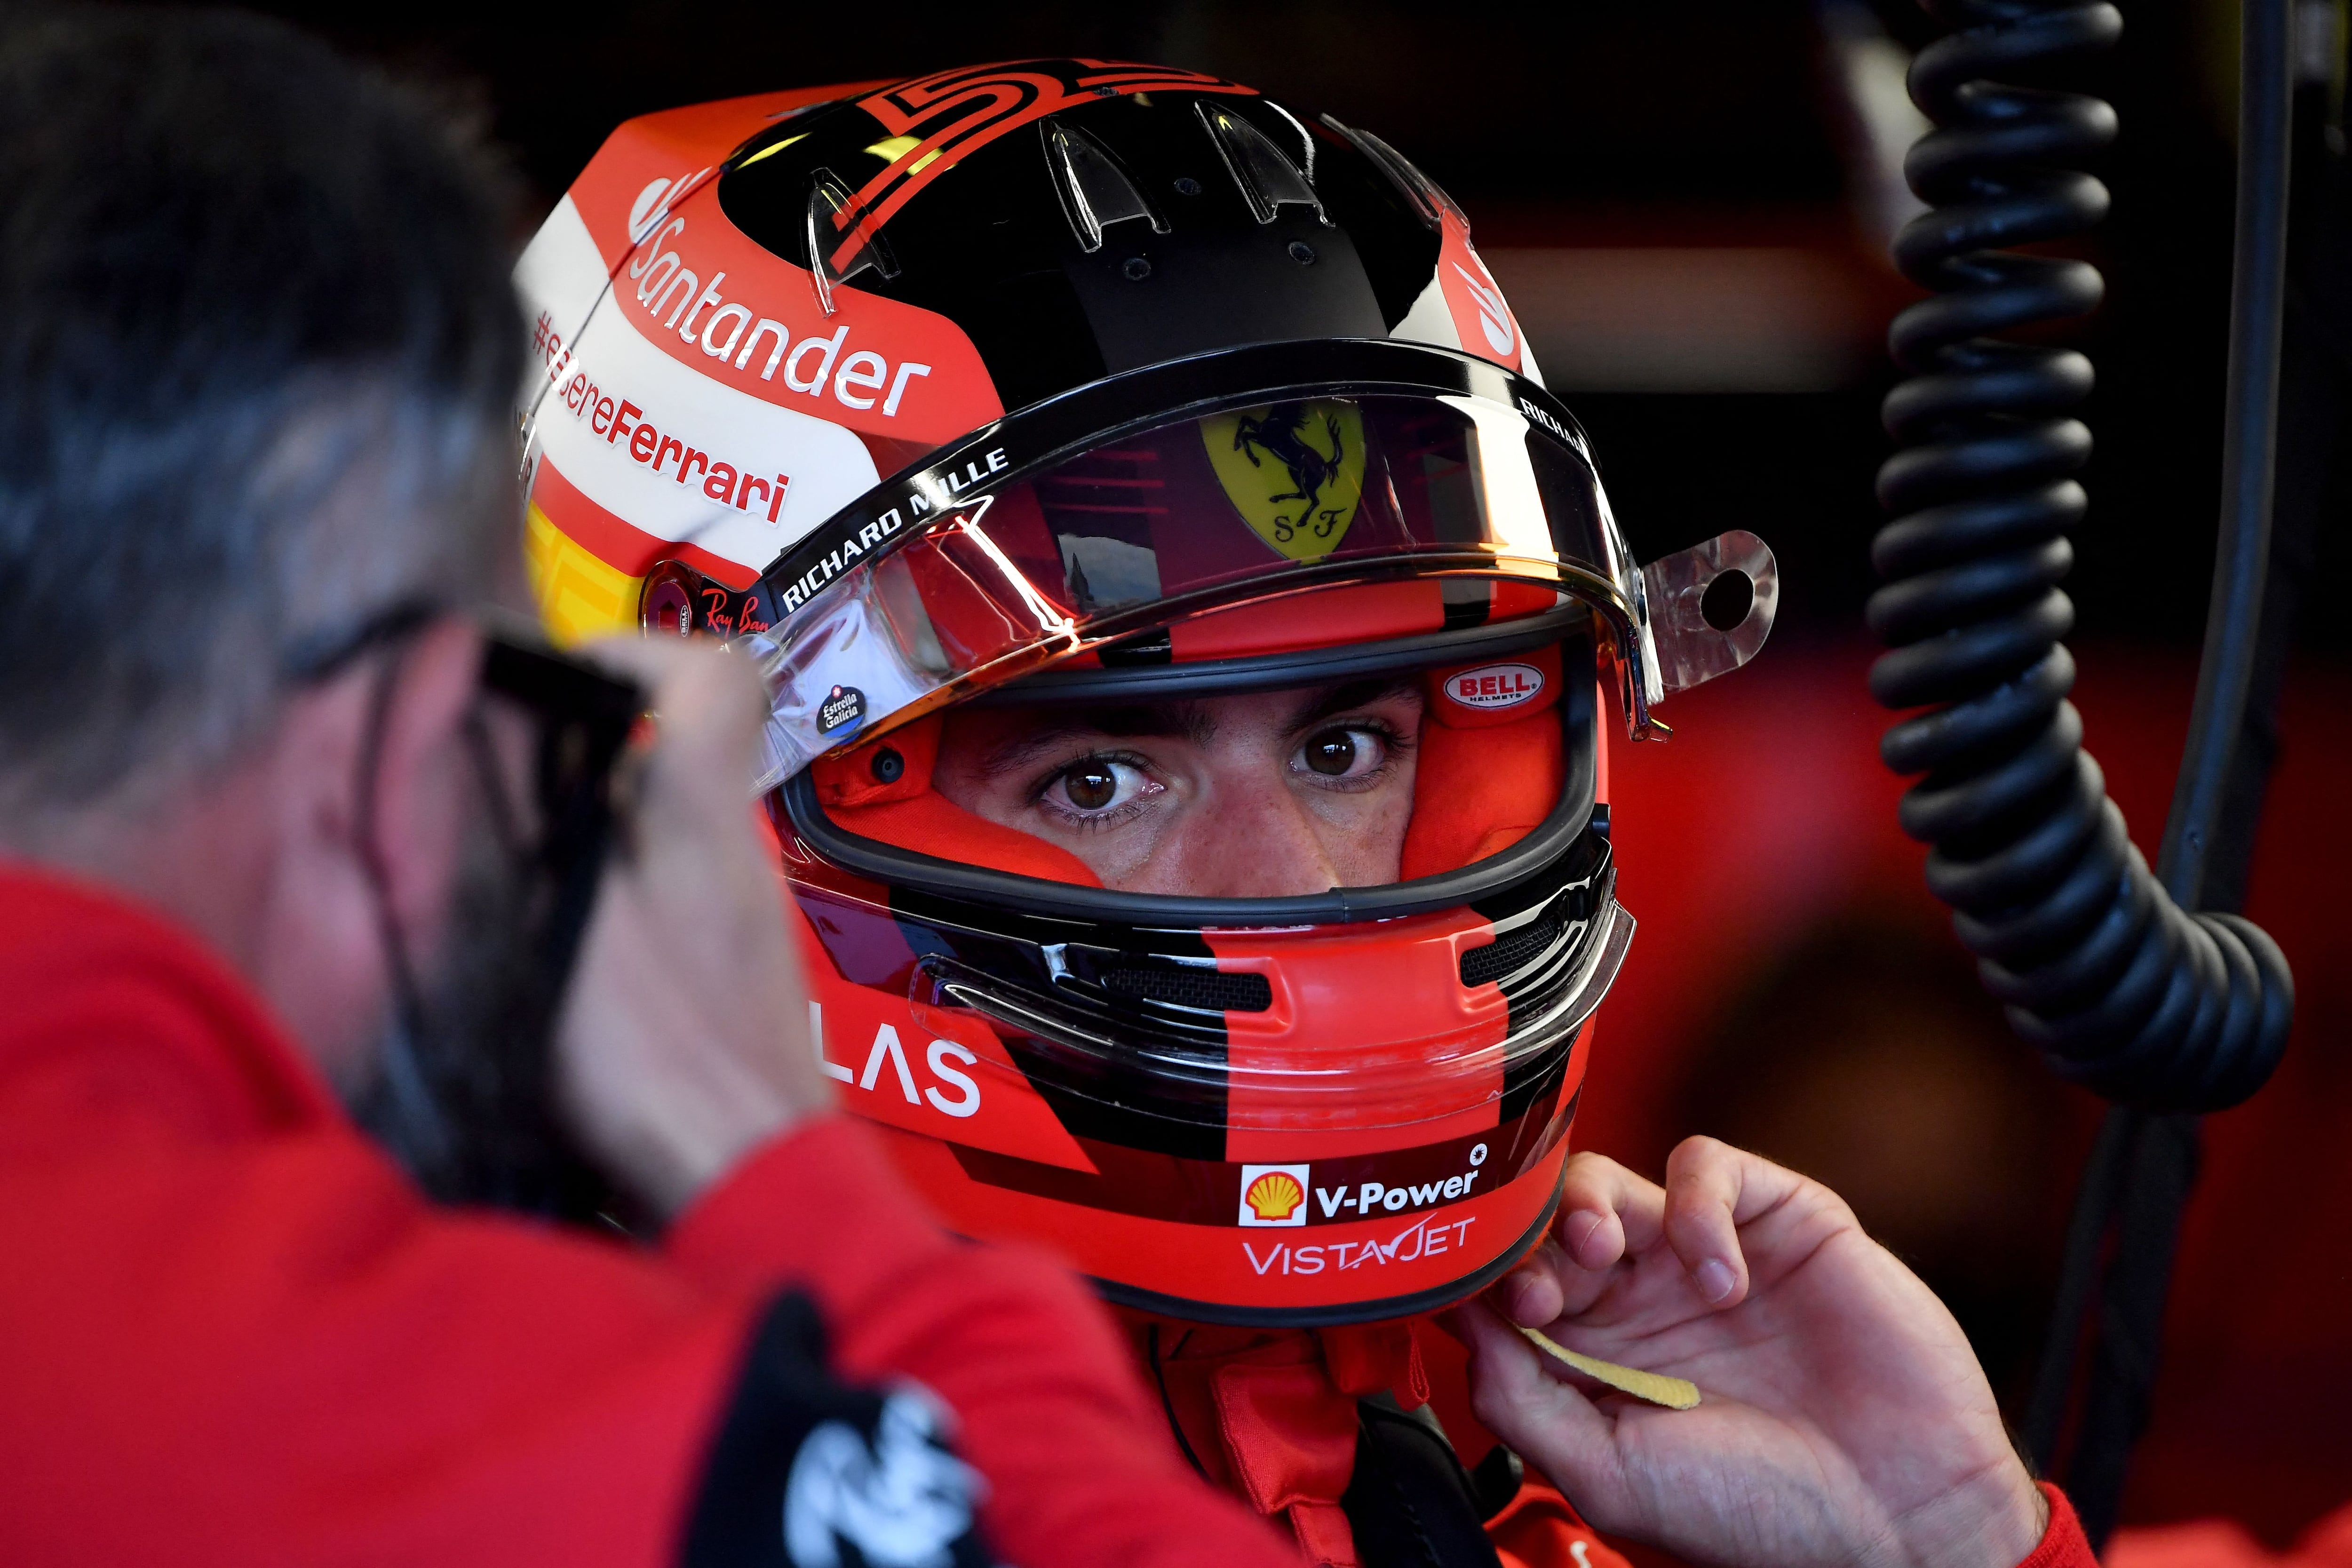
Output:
(779, 790), (1632, 1326)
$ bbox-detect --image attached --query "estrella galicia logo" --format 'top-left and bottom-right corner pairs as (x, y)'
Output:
(818, 685), (867, 735)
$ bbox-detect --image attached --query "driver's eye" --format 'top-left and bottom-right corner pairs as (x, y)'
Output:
(1304, 732), (1359, 776)
(1063, 761), (1118, 810)
(1296, 726), (1385, 781)
(1045, 756), (1153, 817)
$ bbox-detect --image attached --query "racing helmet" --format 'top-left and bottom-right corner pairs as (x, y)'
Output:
(514, 62), (1776, 1325)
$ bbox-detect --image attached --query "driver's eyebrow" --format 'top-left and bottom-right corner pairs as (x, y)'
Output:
(1282, 677), (1421, 735)
(974, 679), (1421, 778)
(978, 700), (1213, 777)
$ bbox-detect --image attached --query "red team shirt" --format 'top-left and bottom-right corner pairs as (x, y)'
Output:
(0, 860), (2311, 1568)
(0, 864), (1294, 1566)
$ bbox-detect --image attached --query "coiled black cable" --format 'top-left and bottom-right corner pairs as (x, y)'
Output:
(1870, 0), (2294, 1113)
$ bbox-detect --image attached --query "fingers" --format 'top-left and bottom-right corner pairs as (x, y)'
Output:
(1500, 1141), (1828, 1326)
(1495, 1239), (1569, 1327)
(1455, 1300), (1630, 1526)
(1559, 1151), (1667, 1262)
(572, 634), (769, 811)
(552, 634), (822, 1217)
(1659, 1136), (1816, 1308)
(1494, 1153), (1664, 1326)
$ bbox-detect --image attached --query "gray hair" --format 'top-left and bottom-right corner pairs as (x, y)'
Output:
(0, 10), (525, 819)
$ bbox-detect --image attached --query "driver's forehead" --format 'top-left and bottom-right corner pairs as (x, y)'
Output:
(943, 680), (1423, 775)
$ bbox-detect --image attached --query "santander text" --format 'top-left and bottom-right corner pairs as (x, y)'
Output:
(625, 220), (932, 420)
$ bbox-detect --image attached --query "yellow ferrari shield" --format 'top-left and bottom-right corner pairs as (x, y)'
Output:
(1200, 400), (1366, 562)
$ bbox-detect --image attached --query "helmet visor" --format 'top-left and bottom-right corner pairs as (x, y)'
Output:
(642, 341), (1773, 790)
(659, 382), (1633, 790)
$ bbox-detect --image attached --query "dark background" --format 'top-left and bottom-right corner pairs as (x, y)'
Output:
(149, 0), (2352, 1550)
(180, 0), (2343, 651)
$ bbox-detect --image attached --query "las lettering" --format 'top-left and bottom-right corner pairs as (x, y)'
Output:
(807, 1002), (981, 1119)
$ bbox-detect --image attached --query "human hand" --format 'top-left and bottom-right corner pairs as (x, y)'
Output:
(554, 635), (831, 1219)
(1461, 1138), (2045, 1568)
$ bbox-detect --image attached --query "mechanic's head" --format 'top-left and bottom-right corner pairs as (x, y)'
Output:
(0, 12), (548, 1189)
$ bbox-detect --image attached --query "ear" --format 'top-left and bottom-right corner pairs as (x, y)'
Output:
(250, 618), (484, 1092)
(354, 619), (489, 954)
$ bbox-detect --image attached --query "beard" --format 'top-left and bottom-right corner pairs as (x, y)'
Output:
(350, 804), (616, 1221)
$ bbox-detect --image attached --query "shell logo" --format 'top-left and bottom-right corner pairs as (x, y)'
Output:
(1246, 1172), (1303, 1220)
(1238, 1163), (1311, 1227)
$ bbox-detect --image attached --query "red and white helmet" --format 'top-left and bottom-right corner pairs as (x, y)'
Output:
(515, 62), (1775, 1325)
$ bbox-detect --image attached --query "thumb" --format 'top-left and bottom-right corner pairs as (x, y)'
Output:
(1458, 1300), (1632, 1526)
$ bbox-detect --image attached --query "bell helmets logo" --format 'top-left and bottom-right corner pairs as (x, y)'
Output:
(1238, 1164), (1311, 1227)
(1444, 661), (1545, 712)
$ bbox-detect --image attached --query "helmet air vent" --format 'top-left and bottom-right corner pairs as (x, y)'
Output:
(1460, 915), (1567, 989)
(1042, 121), (1168, 254)
(1318, 116), (1466, 234)
(1197, 103), (1328, 227)
(1262, 100), (1320, 186)
(803, 167), (901, 316)
(1099, 964), (1273, 1014)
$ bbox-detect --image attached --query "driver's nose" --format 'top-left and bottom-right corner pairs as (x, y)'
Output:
(1157, 766), (1344, 899)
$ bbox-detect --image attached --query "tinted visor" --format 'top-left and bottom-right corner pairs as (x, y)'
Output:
(657, 379), (1636, 792)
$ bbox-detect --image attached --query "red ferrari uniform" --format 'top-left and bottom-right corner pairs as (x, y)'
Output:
(2035, 1488), (2352, 1568)
(0, 862), (1301, 1566)
(1128, 1312), (1629, 1568)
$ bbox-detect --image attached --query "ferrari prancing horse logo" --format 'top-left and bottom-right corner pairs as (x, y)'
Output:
(1201, 400), (1367, 563)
